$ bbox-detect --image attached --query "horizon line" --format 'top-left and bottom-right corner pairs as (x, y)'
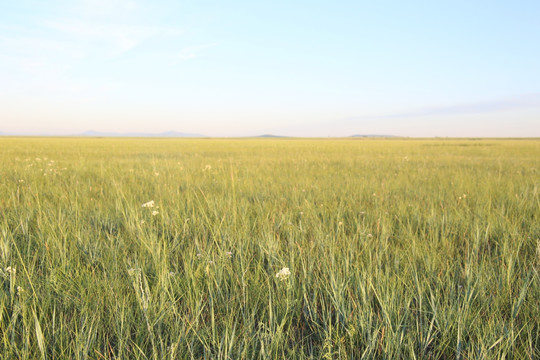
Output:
(1, 134), (539, 140)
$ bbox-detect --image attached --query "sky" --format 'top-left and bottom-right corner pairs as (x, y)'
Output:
(0, 0), (539, 137)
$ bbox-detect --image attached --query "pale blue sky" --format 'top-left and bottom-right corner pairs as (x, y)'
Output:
(1, 0), (539, 136)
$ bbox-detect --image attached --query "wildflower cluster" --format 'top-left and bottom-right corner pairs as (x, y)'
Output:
(1, 266), (24, 296)
(276, 267), (291, 281)
(142, 200), (155, 208)
(142, 200), (160, 216)
(24, 157), (67, 176)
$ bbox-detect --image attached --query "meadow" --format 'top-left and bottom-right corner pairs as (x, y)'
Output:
(0, 137), (538, 359)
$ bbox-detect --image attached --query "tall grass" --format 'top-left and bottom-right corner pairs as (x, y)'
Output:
(0, 138), (538, 358)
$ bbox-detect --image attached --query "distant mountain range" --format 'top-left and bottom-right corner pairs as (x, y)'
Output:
(350, 134), (399, 138)
(254, 134), (289, 138)
(79, 130), (206, 137)
(0, 131), (398, 138)
(251, 134), (398, 138)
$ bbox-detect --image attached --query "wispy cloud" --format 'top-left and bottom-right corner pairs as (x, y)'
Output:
(0, 31), (82, 78)
(78, 0), (140, 17)
(0, 10), (184, 97)
(0, 18), (184, 80)
(177, 43), (218, 61)
(45, 20), (184, 56)
(342, 93), (540, 122)
(0, 30), (85, 58)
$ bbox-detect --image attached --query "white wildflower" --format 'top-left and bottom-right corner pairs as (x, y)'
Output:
(142, 200), (155, 208)
(226, 251), (233, 258)
(276, 267), (291, 281)
(17, 286), (24, 295)
(5, 266), (16, 275)
(152, 210), (159, 216)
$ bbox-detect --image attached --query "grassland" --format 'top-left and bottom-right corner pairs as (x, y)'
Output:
(0, 137), (538, 359)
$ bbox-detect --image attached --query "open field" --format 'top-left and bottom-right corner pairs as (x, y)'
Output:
(0, 138), (539, 359)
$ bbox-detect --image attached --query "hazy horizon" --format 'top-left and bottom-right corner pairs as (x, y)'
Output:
(1, 130), (538, 139)
(1, 0), (539, 137)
